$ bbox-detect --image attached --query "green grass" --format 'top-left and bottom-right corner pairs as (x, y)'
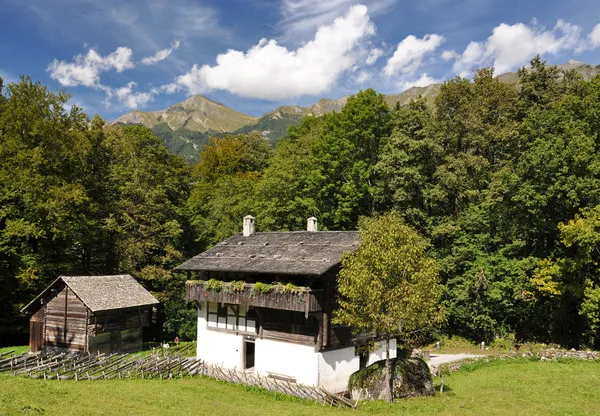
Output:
(1, 359), (599, 415)
(426, 335), (557, 356)
(0, 346), (29, 357)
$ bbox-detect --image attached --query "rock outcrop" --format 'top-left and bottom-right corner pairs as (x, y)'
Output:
(349, 358), (435, 401)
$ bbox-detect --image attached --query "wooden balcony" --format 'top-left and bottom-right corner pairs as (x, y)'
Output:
(186, 281), (323, 314)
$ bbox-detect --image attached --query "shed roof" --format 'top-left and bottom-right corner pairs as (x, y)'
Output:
(174, 231), (359, 275)
(22, 274), (159, 314)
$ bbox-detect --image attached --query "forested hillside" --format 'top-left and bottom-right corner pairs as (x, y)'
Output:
(2, 57), (600, 349)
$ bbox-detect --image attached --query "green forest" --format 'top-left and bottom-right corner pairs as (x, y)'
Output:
(2, 57), (600, 349)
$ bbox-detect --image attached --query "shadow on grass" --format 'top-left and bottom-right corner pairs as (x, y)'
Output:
(433, 380), (454, 395)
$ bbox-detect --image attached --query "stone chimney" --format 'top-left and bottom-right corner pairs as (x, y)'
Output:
(307, 217), (318, 232)
(243, 215), (255, 237)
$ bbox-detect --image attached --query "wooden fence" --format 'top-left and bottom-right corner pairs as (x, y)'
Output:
(193, 361), (357, 408)
(0, 350), (357, 409)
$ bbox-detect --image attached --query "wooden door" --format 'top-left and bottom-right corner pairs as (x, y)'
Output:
(243, 340), (255, 369)
(29, 321), (44, 352)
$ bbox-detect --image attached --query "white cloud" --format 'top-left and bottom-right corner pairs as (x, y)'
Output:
(173, 4), (375, 100)
(397, 73), (441, 91)
(140, 40), (181, 65)
(354, 71), (371, 84)
(384, 34), (445, 76)
(48, 47), (134, 87)
(590, 23), (600, 48)
(452, 41), (485, 77)
(279, 0), (395, 41)
(157, 83), (179, 94)
(105, 82), (154, 110)
(365, 47), (384, 65)
(441, 50), (459, 61)
(448, 19), (593, 76)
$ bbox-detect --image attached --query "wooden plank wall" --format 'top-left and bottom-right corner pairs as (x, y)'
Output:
(87, 308), (148, 354)
(44, 285), (87, 351)
(186, 283), (323, 313)
(260, 309), (318, 346)
(87, 328), (143, 355)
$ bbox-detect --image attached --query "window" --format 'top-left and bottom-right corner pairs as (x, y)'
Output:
(206, 303), (257, 334)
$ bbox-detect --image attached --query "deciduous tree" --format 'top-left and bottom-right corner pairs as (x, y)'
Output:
(334, 212), (443, 402)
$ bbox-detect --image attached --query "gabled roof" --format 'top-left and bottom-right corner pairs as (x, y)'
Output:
(22, 274), (159, 314)
(174, 231), (359, 276)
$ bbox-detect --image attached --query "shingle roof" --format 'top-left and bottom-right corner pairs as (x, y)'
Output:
(22, 274), (159, 313)
(174, 231), (359, 275)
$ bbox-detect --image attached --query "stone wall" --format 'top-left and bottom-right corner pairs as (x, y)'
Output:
(432, 348), (600, 376)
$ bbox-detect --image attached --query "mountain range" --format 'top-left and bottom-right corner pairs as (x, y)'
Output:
(114, 60), (600, 162)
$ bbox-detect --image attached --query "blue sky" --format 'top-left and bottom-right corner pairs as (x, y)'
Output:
(2, 0), (600, 120)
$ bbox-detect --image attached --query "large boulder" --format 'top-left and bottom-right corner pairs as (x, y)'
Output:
(349, 357), (435, 401)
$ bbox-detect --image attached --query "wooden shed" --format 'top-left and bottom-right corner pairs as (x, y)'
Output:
(21, 275), (159, 354)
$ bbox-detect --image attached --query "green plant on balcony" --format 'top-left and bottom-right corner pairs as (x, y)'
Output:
(230, 280), (246, 291)
(193, 278), (308, 300)
(204, 278), (222, 292)
(252, 282), (273, 294)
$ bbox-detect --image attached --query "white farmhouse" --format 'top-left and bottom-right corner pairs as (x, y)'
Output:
(175, 216), (396, 393)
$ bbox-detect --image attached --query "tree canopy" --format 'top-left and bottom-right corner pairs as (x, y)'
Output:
(333, 212), (442, 402)
(3, 57), (600, 349)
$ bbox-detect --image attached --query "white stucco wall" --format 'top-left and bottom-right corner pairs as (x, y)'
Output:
(368, 339), (397, 366)
(196, 302), (243, 369)
(195, 303), (397, 392)
(317, 346), (359, 393)
(317, 339), (397, 393)
(254, 339), (319, 386)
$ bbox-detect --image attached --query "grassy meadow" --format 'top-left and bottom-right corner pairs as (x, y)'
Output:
(1, 358), (599, 415)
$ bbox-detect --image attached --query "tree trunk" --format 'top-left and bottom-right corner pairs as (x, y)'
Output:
(385, 335), (392, 403)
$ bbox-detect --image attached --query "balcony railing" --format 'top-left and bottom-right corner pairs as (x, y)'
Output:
(186, 281), (323, 313)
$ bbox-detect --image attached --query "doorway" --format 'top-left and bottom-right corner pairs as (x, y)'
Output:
(29, 321), (44, 352)
(244, 340), (255, 370)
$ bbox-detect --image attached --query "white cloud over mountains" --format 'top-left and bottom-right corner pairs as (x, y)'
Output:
(170, 5), (375, 100)
(44, 2), (600, 111)
(279, 0), (395, 41)
(48, 47), (134, 87)
(108, 82), (154, 109)
(397, 73), (441, 91)
(141, 41), (181, 65)
(48, 41), (179, 109)
(444, 19), (594, 77)
(591, 24), (600, 48)
(384, 34), (445, 76)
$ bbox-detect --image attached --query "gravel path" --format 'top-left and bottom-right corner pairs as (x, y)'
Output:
(428, 353), (483, 368)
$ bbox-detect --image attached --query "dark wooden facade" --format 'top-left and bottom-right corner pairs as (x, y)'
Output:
(186, 282), (324, 314)
(186, 268), (360, 352)
(23, 275), (157, 354)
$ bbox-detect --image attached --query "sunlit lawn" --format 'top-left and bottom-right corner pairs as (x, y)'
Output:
(1, 358), (599, 415)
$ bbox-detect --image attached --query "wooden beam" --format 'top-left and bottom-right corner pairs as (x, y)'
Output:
(64, 286), (68, 344)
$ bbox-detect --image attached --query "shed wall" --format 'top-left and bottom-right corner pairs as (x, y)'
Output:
(44, 286), (87, 351)
(87, 308), (149, 354)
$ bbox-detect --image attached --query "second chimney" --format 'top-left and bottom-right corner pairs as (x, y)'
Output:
(307, 217), (318, 232)
(243, 215), (255, 237)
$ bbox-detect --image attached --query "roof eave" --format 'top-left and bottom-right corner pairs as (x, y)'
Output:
(20, 276), (64, 314)
(88, 300), (160, 313)
(173, 263), (341, 276)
